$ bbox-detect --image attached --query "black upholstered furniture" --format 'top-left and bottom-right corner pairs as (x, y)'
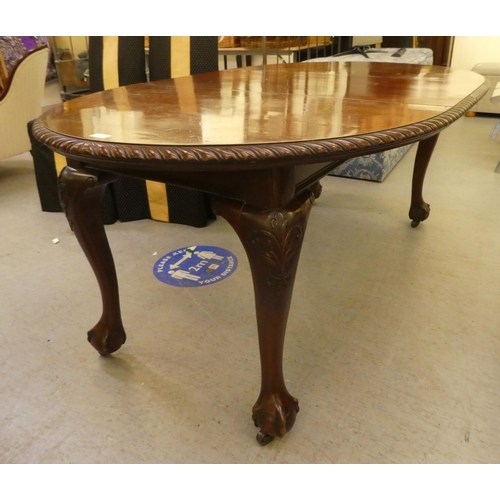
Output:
(29, 36), (218, 227)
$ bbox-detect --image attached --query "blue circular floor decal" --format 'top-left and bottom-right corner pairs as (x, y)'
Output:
(153, 245), (238, 287)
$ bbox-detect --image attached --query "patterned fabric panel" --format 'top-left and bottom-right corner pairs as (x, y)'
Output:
(0, 36), (56, 83)
(101, 186), (119, 224)
(190, 37), (219, 75)
(329, 145), (413, 182)
(28, 119), (60, 212)
(309, 48), (434, 65)
(148, 37), (171, 80)
(117, 37), (147, 87)
(166, 185), (216, 228)
(87, 37), (105, 92)
(111, 177), (151, 222)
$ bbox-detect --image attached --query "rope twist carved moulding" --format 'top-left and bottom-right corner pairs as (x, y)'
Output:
(32, 87), (486, 167)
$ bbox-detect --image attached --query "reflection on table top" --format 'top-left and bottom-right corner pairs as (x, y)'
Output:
(40, 62), (485, 148)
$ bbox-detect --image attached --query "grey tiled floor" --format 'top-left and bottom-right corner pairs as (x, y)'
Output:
(1, 83), (500, 463)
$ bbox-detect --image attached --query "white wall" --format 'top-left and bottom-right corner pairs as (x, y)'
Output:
(451, 37), (500, 70)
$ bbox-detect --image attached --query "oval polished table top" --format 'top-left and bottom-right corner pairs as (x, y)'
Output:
(35, 62), (486, 169)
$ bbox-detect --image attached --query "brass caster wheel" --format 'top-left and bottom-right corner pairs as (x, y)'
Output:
(256, 431), (275, 446)
(411, 220), (420, 228)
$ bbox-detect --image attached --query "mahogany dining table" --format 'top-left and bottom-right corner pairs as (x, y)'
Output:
(33, 61), (487, 445)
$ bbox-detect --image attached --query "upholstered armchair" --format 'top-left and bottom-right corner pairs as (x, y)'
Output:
(0, 47), (48, 161)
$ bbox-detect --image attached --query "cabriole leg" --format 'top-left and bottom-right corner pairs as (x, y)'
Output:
(214, 188), (315, 444)
(58, 163), (126, 355)
(409, 134), (440, 227)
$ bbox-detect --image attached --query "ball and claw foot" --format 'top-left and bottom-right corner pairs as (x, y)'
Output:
(87, 321), (126, 356)
(252, 392), (299, 446)
(409, 202), (430, 229)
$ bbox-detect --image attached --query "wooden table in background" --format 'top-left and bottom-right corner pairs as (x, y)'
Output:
(218, 43), (333, 68)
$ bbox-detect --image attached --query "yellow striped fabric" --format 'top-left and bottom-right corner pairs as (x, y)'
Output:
(54, 152), (67, 175)
(146, 36), (194, 222)
(145, 180), (170, 221)
(102, 36), (120, 90)
(170, 36), (190, 78)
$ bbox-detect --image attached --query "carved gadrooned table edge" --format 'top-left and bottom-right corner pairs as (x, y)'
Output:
(33, 85), (487, 168)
